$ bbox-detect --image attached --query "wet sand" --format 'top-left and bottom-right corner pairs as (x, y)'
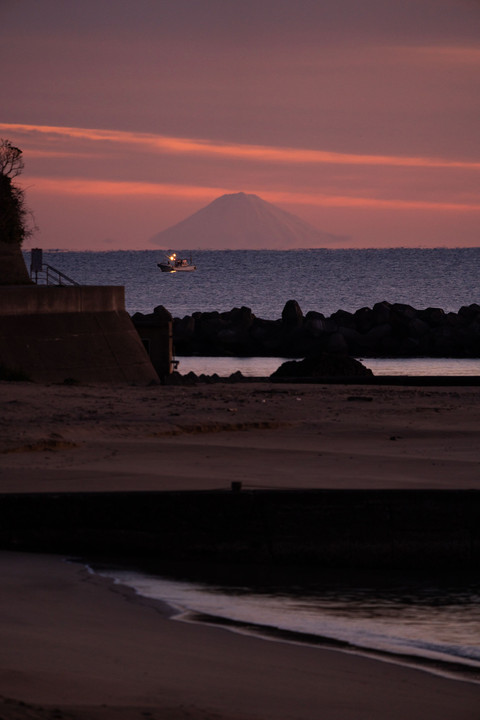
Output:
(1, 551), (479, 720)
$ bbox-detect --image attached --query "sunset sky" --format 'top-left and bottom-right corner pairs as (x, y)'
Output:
(1, 0), (480, 250)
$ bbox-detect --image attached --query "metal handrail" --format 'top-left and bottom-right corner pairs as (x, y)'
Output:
(44, 264), (80, 286)
(31, 263), (80, 286)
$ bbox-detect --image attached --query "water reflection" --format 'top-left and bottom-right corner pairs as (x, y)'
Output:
(175, 356), (480, 377)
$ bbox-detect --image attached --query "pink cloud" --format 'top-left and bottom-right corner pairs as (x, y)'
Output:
(28, 176), (480, 213)
(30, 177), (230, 200)
(3, 122), (479, 170)
(4, 120), (480, 249)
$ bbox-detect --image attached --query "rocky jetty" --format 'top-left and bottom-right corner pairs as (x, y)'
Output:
(132, 300), (480, 359)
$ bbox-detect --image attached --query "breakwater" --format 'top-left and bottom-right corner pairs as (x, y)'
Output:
(133, 300), (480, 358)
(1, 489), (479, 570)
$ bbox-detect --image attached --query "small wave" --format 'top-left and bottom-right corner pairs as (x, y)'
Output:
(87, 562), (480, 684)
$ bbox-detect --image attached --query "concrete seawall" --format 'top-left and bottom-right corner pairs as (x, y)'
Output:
(0, 285), (126, 314)
(1, 489), (479, 570)
(0, 286), (158, 383)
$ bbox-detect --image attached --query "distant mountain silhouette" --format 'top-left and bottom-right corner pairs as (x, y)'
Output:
(150, 192), (345, 249)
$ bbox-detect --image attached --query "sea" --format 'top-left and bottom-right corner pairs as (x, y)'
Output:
(33, 247), (480, 677)
(32, 247), (480, 376)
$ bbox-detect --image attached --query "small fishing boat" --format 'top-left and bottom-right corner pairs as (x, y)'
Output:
(158, 253), (196, 273)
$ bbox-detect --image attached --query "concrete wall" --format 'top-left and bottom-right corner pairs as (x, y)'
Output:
(0, 286), (159, 384)
(0, 285), (126, 314)
(132, 305), (174, 379)
(0, 241), (32, 285)
(1, 489), (478, 571)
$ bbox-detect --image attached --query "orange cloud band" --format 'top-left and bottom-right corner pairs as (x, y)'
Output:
(2, 122), (480, 171)
(27, 176), (480, 212)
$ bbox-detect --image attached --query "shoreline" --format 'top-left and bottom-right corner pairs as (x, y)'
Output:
(183, 610), (480, 686)
(2, 551), (480, 720)
(85, 559), (480, 686)
(167, 372), (480, 386)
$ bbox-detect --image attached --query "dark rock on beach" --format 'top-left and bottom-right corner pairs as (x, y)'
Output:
(271, 353), (374, 379)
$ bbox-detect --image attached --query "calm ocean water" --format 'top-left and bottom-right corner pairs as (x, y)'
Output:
(32, 248), (480, 376)
(35, 247), (480, 319)
(177, 356), (480, 377)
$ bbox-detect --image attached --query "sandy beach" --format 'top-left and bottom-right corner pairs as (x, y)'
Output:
(1, 551), (479, 720)
(1, 379), (480, 719)
(1, 380), (480, 492)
